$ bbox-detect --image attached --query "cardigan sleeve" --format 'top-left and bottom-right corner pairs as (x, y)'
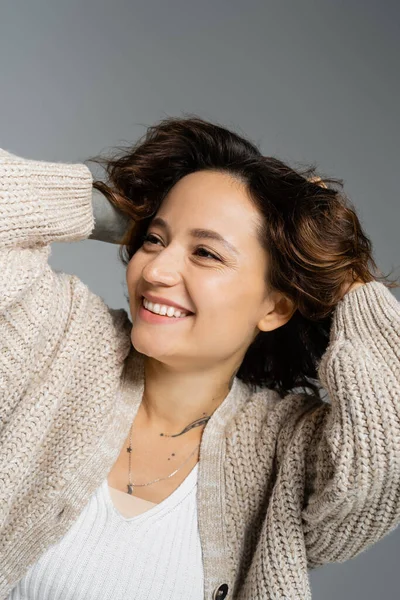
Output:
(0, 148), (94, 313)
(0, 148), (94, 249)
(0, 148), (95, 420)
(300, 280), (400, 568)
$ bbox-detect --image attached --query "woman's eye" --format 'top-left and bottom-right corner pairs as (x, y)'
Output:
(195, 248), (220, 261)
(142, 233), (161, 245)
(141, 234), (220, 261)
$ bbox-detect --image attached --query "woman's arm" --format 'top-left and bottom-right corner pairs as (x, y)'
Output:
(0, 148), (93, 250)
(0, 148), (94, 312)
(299, 280), (400, 567)
(89, 188), (130, 245)
(0, 148), (95, 422)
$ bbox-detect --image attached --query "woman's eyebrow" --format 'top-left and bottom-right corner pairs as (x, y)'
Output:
(150, 216), (240, 256)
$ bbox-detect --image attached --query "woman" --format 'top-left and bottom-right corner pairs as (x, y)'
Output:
(0, 115), (399, 600)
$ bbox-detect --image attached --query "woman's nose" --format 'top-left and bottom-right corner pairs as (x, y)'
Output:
(142, 252), (182, 286)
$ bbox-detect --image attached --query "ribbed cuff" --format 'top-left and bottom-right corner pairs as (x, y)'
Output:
(329, 280), (399, 345)
(0, 149), (94, 247)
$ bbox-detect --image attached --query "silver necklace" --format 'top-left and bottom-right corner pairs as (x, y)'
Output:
(126, 421), (202, 494)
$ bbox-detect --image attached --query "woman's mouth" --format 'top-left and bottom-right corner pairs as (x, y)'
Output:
(138, 296), (194, 324)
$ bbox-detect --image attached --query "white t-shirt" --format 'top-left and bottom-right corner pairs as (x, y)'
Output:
(8, 463), (204, 600)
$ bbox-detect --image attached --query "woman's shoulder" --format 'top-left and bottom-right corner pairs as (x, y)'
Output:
(226, 384), (325, 457)
(231, 384), (322, 423)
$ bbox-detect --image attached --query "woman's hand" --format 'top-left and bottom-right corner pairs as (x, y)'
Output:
(340, 278), (367, 299)
(89, 188), (131, 245)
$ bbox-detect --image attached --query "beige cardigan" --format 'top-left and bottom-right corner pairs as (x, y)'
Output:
(0, 148), (399, 600)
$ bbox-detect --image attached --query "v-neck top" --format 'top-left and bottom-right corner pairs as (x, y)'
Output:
(8, 464), (203, 599)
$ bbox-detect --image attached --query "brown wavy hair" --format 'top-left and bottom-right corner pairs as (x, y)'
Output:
(88, 114), (399, 399)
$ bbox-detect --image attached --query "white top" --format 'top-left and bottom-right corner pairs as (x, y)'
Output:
(8, 463), (204, 600)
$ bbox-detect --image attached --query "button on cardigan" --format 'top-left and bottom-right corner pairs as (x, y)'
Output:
(0, 148), (400, 599)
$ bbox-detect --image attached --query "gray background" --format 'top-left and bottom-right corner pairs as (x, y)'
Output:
(1, 0), (399, 597)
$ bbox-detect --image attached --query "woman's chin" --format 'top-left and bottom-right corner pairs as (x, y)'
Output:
(130, 333), (174, 360)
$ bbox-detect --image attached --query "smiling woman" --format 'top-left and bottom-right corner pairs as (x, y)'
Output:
(89, 114), (398, 398)
(124, 167), (278, 392)
(1, 116), (400, 600)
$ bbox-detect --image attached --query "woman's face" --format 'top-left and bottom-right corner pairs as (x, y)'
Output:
(126, 170), (290, 370)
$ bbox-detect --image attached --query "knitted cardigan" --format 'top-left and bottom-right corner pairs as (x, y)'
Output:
(0, 148), (399, 600)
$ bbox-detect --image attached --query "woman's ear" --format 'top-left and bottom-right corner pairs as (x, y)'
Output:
(257, 292), (297, 333)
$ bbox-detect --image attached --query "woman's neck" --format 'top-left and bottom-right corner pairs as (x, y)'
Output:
(140, 355), (237, 432)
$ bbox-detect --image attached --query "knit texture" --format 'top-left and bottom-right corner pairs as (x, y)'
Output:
(0, 147), (400, 600)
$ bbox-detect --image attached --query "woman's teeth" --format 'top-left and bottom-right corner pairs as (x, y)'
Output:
(142, 297), (190, 318)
